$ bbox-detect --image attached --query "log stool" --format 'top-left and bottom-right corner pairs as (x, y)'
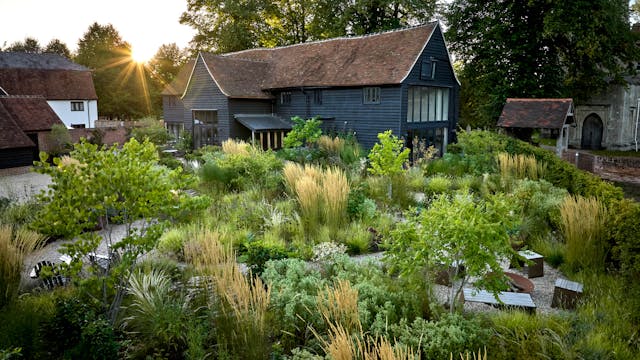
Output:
(552, 278), (583, 310)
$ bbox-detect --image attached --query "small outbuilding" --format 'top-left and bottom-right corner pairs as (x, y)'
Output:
(497, 98), (574, 155)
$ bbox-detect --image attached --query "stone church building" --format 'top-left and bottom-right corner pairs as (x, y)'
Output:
(572, 79), (640, 151)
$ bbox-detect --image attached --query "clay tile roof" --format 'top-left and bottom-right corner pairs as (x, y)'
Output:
(201, 54), (272, 99)
(0, 102), (35, 149)
(161, 59), (195, 96)
(0, 96), (64, 132)
(497, 98), (574, 129)
(195, 22), (438, 98)
(0, 52), (97, 100)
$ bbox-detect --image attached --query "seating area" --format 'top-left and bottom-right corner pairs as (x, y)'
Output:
(463, 288), (536, 314)
(459, 252), (583, 314)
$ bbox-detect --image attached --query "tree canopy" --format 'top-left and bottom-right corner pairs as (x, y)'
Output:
(75, 22), (156, 119)
(446, 0), (640, 128)
(2, 37), (71, 58)
(181, 0), (437, 53)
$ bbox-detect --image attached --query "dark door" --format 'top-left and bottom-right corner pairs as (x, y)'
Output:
(581, 114), (603, 150)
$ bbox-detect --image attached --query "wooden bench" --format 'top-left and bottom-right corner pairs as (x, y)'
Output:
(463, 288), (536, 314)
(552, 278), (583, 310)
(518, 250), (544, 278)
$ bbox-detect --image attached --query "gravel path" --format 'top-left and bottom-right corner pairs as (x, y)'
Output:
(0, 171), (51, 203)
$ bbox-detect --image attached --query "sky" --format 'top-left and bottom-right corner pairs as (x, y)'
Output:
(0, 0), (196, 61)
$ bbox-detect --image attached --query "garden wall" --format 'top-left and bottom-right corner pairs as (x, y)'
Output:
(562, 149), (640, 184)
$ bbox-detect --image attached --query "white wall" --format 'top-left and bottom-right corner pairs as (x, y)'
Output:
(47, 100), (98, 128)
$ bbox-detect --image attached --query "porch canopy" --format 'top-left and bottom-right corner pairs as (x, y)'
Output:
(234, 114), (292, 149)
(497, 98), (574, 154)
(234, 114), (292, 132)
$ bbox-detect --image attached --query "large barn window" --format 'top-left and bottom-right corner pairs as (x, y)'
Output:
(363, 87), (381, 104)
(71, 101), (84, 111)
(406, 86), (449, 122)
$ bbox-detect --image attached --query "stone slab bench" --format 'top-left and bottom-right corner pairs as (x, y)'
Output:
(463, 288), (536, 314)
(552, 278), (583, 310)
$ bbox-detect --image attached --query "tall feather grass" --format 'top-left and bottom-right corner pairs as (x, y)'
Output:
(184, 228), (271, 358)
(283, 163), (349, 234)
(497, 153), (546, 180)
(221, 138), (250, 156)
(321, 167), (349, 229)
(559, 196), (607, 273)
(313, 278), (416, 360)
(318, 135), (345, 156)
(0, 225), (46, 307)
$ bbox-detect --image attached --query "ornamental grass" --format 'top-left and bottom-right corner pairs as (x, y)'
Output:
(284, 163), (349, 234)
(184, 228), (271, 358)
(497, 152), (546, 180)
(318, 135), (345, 156)
(221, 138), (250, 156)
(559, 195), (607, 273)
(0, 224), (46, 307)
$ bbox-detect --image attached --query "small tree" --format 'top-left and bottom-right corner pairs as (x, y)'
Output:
(283, 116), (323, 148)
(367, 130), (410, 198)
(34, 139), (208, 322)
(387, 190), (520, 312)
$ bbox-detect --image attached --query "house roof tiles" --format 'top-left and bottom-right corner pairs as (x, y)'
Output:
(497, 98), (574, 129)
(0, 102), (35, 150)
(0, 96), (64, 132)
(169, 23), (439, 99)
(0, 52), (97, 100)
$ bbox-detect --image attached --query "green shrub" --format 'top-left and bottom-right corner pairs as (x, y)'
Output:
(388, 313), (490, 359)
(347, 183), (377, 221)
(199, 147), (283, 194)
(241, 233), (291, 274)
(608, 199), (640, 279)
(38, 290), (117, 359)
(129, 118), (169, 146)
(283, 116), (323, 148)
(0, 293), (56, 359)
(511, 179), (567, 241)
(261, 259), (327, 353)
(157, 228), (188, 259)
(574, 273), (640, 359)
(426, 175), (452, 195)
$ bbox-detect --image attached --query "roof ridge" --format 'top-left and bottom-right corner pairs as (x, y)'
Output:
(225, 21), (438, 57)
(207, 53), (270, 64)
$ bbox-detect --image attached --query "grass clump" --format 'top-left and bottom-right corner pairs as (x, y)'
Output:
(284, 163), (349, 234)
(497, 152), (547, 180)
(0, 225), (46, 307)
(184, 229), (272, 359)
(559, 196), (607, 273)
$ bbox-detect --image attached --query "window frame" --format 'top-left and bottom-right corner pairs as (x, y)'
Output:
(363, 87), (381, 104)
(70, 101), (84, 111)
(280, 91), (292, 105)
(406, 86), (450, 123)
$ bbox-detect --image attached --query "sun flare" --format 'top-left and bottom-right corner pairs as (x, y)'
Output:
(130, 46), (154, 64)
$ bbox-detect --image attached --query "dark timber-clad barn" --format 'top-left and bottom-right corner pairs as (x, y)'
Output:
(162, 21), (460, 152)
